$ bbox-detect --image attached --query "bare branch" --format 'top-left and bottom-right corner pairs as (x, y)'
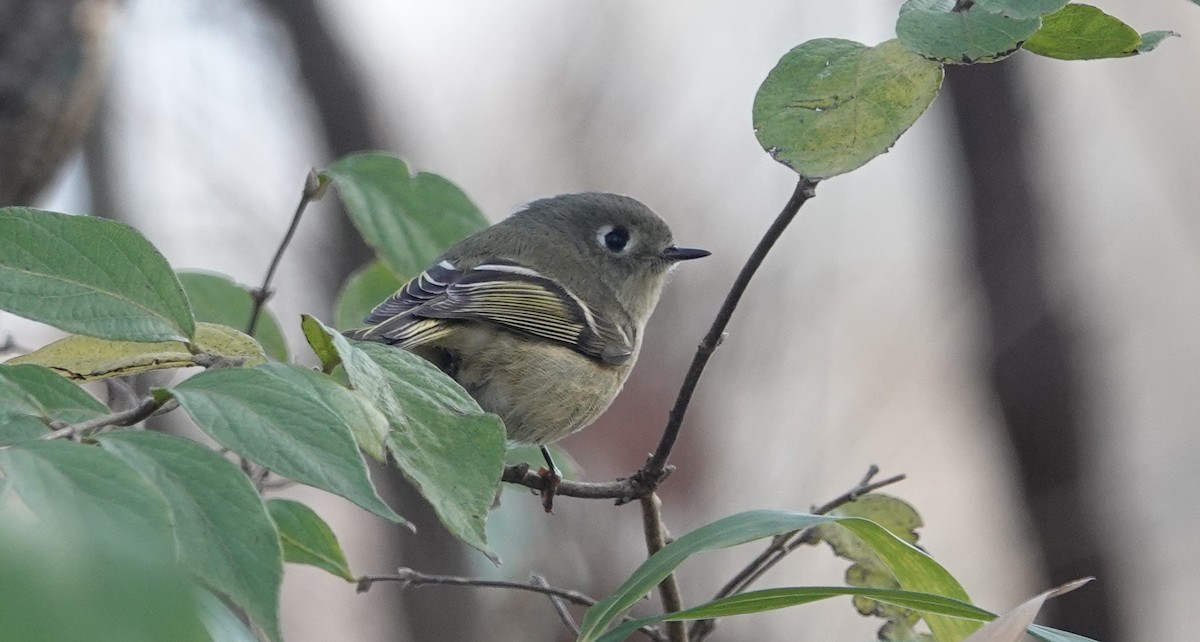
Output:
(642, 177), (818, 482)
(247, 169), (324, 336)
(41, 396), (176, 441)
(357, 568), (668, 642)
(530, 574), (580, 637)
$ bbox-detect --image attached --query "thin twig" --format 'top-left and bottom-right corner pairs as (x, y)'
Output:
(531, 573), (581, 637)
(41, 397), (175, 441)
(357, 568), (668, 642)
(641, 492), (687, 642)
(247, 169), (324, 336)
(642, 177), (818, 483)
(689, 466), (906, 641)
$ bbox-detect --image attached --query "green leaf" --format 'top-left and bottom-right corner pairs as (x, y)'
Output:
(973, 0), (1068, 20)
(596, 586), (996, 642)
(302, 315), (506, 563)
(0, 363), (107, 422)
(0, 363), (108, 444)
(1023, 4), (1139, 59)
(322, 153), (488, 277)
(0, 416), (48, 445)
(1136, 30), (1180, 54)
(0, 517), (209, 642)
(896, 0), (1042, 63)
(178, 271), (289, 361)
(0, 440), (172, 544)
(195, 588), (260, 642)
(166, 363), (408, 527)
(577, 510), (978, 642)
(0, 207), (194, 342)
(810, 494), (927, 635)
(335, 260), (406, 331)
(753, 39), (942, 179)
(97, 431), (284, 642)
(9, 322), (267, 382)
(267, 498), (355, 581)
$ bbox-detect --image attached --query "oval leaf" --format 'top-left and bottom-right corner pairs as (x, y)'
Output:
(8, 322), (267, 382)
(178, 271), (289, 361)
(0, 416), (49, 445)
(1023, 4), (1140, 60)
(334, 260), (406, 331)
(0, 518), (209, 642)
(974, 0), (1069, 20)
(98, 431), (283, 642)
(753, 39), (942, 179)
(0, 440), (172, 543)
(302, 315), (506, 563)
(166, 363), (408, 526)
(0, 207), (194, 341)
(267, 498), (355, 581)
(322, 153), (488, 277)
(0, 363), (107, 423)
(896, 0), (1042, 63)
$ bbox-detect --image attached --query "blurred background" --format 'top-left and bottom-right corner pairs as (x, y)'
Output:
(1, 0), (1197, 640)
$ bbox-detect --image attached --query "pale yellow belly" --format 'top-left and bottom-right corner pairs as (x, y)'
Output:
(417, 323), (636, 444)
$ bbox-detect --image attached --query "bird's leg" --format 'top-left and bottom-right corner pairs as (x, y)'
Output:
(538, 445), (563, 513)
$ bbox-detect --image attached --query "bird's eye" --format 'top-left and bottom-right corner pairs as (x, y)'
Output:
(600, 226), (630, 253)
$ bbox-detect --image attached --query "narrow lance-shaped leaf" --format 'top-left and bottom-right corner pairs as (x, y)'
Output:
(98, 431), (284, 642)
(596, 586), (998, 642)
(165, 363), (409, 527)
(810, 494), (927, 637)
(0, 207), (194, 341)
(577, 510), (979, 642)
(753, 39), (942, 179)
(322, 153), (489, 278)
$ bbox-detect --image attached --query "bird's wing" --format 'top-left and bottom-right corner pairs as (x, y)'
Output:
(352, 259), (634, 365)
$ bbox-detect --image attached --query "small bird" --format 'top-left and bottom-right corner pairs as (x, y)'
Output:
(345, 192), (708, 507)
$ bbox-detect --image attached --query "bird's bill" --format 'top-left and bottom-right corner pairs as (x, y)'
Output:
(661, 246), (711, 261)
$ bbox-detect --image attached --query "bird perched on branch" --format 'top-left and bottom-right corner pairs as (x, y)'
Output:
(345, 192), (708, 509)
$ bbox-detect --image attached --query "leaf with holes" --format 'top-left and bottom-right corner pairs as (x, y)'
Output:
(753, 39), (942, 179)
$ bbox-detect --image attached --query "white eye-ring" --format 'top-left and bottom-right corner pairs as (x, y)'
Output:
(597, 224), (632, 254)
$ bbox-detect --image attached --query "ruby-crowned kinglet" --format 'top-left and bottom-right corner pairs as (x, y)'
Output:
(345, 193), (708, 472)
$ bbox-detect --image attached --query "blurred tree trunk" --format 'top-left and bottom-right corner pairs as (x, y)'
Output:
(256, 3), (479, 640)
(944, 63), (1118, 640)
(0, 0), (114, 205)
